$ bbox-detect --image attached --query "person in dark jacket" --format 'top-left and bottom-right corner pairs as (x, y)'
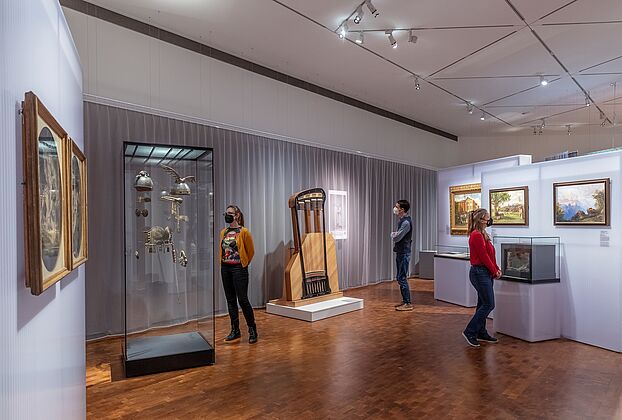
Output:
(391, 199), (414, 311)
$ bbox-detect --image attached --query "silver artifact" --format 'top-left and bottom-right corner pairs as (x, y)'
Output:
(160, 194), (188, 232)
(144, 226), (173, 253)
(162, 165), (195, 195)
(134, 170), (153, 191)
(179, 250), (188, 267)
(135, 208), (149, 217)
(137, 194), (151, 203)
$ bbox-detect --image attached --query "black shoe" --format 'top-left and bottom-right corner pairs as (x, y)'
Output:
(477, 332), (498, 343)
(462, 332), (480, 347)
(224, 327), (241, 343)
(248, 326), (258, 344)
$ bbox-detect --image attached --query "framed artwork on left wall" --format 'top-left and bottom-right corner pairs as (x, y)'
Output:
(67, 138), (88, 269)
(22, 91), (71, 295)
(449, 183), (481, 235)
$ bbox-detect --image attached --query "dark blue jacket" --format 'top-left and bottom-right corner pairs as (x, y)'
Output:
(393, 215), (412, 255)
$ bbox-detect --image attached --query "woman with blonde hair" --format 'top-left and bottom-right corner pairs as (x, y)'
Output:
(462, 208), (501, 347)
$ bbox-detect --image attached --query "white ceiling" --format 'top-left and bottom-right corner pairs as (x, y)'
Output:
(84, 0), (622, 138)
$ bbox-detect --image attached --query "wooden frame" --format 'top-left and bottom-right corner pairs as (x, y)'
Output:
(449, 183), (481, 235)
(489, 186), (529, 226)
(67, 138), (88, 268)
(22, 91), (71, 295)
(553, 178), (610, 226)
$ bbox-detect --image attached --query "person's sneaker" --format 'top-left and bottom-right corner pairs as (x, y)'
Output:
(394, 301), (405, 307)
(477, 332), (498, 343)
(462, 332), (480, 347)
(395, 303), (414, 311)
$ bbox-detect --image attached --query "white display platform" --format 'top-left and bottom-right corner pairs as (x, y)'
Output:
(434, 255), (477, 307)
(493, 279), (560, 342)
(266, 297), (364, 322)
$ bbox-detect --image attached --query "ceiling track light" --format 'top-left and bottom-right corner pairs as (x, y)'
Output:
(566, 124), (572, 135)
(600, 110), (606, 120)
(480, 112), (485, 121)
(355, 32), (364, 44)
(539, 75), (548, 86)
(541, 119), (545, 128)
(414, 77), (420, 90)
(386, 30), (397, 48)
(585, 94), (591, 107)
(466, 102), (474, 114)
(365, 0), (379, 18)
(408, 30), (418, 44)
(338, 23), (349, 39)
(353, 6), (364, 24)
(532, 126), (537, 135)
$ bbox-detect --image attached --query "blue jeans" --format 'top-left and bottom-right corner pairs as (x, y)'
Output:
(395, 253), (411, 304)
(464, 265), (495, 337)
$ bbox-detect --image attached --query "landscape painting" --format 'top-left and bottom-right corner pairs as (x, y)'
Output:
(450, 183), (481, 235)
(553, 179), (610, 226)
(490, 187), (529, 226)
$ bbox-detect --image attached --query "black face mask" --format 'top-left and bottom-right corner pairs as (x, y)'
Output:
(225, 214), (234, 224)
(487, 218), (494, 227)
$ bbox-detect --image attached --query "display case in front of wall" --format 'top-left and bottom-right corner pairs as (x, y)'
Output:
(123, 142), (214, 377)
(492, 236), (560, 284)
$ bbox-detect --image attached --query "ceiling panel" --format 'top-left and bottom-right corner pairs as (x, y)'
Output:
(487, 76), (584, 106)
(537, 0), (622, 24)
(510, 0), (577, 24)
(433, 77), (539, 106)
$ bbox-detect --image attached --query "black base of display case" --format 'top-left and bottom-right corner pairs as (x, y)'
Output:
(124, 332), (214, 377)
(500, 275), (560, 284)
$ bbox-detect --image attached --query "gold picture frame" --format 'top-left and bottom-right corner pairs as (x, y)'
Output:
(22, 91), (71, 295)
(553, 178), (610, 226)
(67, 138), (88, 268)
(449, 183), (481, 235)
(489, 186), (529, 226)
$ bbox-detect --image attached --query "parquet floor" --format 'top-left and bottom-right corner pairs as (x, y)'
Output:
(87, 280), (622, 419)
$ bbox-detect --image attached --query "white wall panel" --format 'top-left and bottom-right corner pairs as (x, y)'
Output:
(0, 0), (85, 419)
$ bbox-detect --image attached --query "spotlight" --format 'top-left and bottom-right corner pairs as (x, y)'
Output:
(355, 32), (364, 44)
(601, 120), (607, 127)
(466, 102), (474, 114)
(566, 124), (572, 135)
(539, 75), (548, 86)
(480, 112), (485, 121)
(386, 30), (397, 48)
(338, 23), (348, 39)
(414, 77), (420, 90)
(541, 118), (545, 128)
(354, 6), (364, 24)
(408, 30), (418, 44)
(585, 93), (590, 107)
(532, 126), (537, 135)
(365, 0), (379, 18)
(600, 110), (606, 120)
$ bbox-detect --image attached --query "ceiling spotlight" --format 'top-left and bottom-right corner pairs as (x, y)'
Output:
(365, 0), (379, 18)
(353, 6), (364, 24)
(480, 112), (485, 121)
(355, 32), (364, 44)
(541, 118), (546, 128)
(408, 30), (418, 44)
(532, 126), (537, 135)
(585, 94), (591, 107)
(601, 120), (607, 127)
(566, 124), (572, 135)
(414, 77), (420, 90)
(600, 110), (606, 120)
(338, 23), (348, 39)
(539, 75), (548, 86)
(386, 30), (397, 48)
(466, 102), (474, 114)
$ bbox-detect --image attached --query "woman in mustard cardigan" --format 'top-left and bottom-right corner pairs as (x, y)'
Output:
(220, 205), (257, 344)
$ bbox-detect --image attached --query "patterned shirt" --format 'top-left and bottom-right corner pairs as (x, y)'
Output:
(221, 227), (241, 264)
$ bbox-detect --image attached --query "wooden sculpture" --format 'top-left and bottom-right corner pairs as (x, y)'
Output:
(278, 188), (342, 307)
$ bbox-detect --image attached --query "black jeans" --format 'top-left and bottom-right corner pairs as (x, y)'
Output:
(221, 264), (256, 329)
(464, 265), (495, 338)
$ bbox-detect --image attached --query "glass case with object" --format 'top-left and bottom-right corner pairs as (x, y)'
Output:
(492, 236), (560, 284)
(123, 142), (214, 377)
(434, 244), (470, 260)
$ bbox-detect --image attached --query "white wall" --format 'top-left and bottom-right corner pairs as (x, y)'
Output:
(437, 155), (532, 249)
(0, 0), (85, 418)
(481, 151), (622, 351)
(61, 7), (459, 170)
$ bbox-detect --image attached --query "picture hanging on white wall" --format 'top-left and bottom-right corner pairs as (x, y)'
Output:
(553, 178), (610, 226)
(449, 183), (481, 235)
(490, 186), (529, 226)
(328, 190), (347, 239)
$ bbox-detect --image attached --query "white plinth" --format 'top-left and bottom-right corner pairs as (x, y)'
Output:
(266, 297), (364, 322)
(493, 279), (560, 342)
(434, 255), (476, 307)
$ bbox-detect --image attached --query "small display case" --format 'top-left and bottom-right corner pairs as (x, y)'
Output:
(434, 245), (470, 260)
(123, 142), (215, 377)
(492, 236), (560, 284)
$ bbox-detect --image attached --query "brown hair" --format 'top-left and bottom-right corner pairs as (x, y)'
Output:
(468, 208), (490, 241)
(227, 204), (245, 227)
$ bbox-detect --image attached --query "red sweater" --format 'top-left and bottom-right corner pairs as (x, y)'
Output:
(469, 231), (499, 276)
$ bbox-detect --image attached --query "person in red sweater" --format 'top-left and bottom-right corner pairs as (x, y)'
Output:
(462, 208), (501, 347)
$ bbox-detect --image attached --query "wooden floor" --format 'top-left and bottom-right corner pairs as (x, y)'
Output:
(87, 280), (622, 419)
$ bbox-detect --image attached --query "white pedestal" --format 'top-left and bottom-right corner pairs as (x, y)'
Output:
(434, 255), (476, 307)
(266, 297), (364, 322)
(493, 279), (560, 342)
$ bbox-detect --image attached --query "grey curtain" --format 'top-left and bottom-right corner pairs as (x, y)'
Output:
(85, 101), (437, 339)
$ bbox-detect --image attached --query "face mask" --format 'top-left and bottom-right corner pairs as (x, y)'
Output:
(393, 207), (399, 215)
(225, 214), (234, 224)
(487, 218), (494, 227)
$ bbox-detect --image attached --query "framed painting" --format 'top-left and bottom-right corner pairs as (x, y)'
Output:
(553, 178), (610, 226)
(67, 138), (88, 268)
(22, 91), (71, 295)
(489, 186), (529, 226)
(328, 190), (347, 240)
(449, 183), (481, 235)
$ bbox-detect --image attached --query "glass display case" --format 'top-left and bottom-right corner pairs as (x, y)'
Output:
(492, 236), (560, 284)
(435, 244), (470, 260)
(123, 142), (214, 377)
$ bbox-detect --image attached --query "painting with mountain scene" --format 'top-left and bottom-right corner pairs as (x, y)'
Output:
(553, 179), (610, 226)
(490, 187), (528, 225)
(449, 183), (481, 235)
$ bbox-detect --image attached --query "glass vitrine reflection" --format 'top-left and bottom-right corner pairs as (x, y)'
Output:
(123, 142), (214, 377)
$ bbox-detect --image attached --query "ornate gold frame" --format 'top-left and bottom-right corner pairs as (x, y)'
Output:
(449, 183), (481, 235)
(489, 186), (529, 226)
(67, 138), (88, 268)
(553, 178), (610, 226)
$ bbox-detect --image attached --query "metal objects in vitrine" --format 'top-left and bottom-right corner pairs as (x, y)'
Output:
(160, 194), (188, 232)
(179, 250), (188, 267)
(134, 170), (153, 191)
(144, 225), (173, 253)
(162, 164), (195, 196)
